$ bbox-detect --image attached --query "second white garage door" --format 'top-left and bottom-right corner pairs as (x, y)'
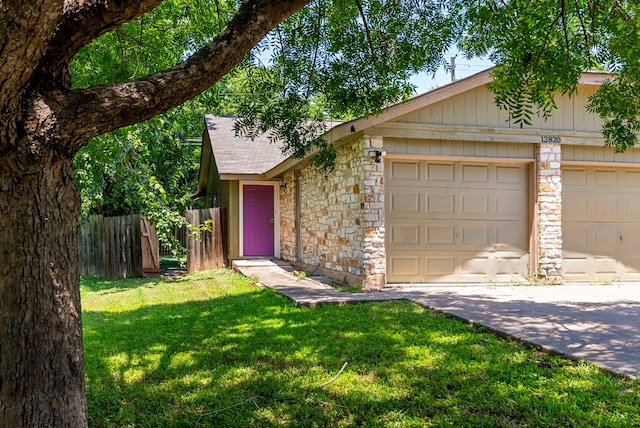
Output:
(385, 159), (530, 283)
(563, 166), (640, 281)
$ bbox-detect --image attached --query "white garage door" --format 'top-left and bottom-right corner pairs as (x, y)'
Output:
(385, 159), (530, 283)
(562, 166), (640, 281)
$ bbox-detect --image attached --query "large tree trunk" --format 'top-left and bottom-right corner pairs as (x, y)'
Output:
(0, 147), (87, 426)
(0, 2), (311, 425)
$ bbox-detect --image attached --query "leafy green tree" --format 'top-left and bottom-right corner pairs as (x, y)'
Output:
(236, 0), (462, 161)
(73, 115), (201, 252)
(2, 0), (638, 425)
(460, 0), (640, 150)
(71, 0), (250, 251)
(0, 1), (461, 424)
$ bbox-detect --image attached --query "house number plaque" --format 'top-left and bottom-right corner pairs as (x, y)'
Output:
(541, 135), (562, 143)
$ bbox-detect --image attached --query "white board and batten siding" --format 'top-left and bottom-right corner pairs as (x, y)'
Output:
(384, 138), (534, 159)
(392, 85), (604, 133)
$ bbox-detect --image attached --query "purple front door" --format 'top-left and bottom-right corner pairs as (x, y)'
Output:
(243, 185), (275, 256)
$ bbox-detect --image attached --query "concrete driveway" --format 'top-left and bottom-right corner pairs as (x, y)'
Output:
(388, 284), (640, 379)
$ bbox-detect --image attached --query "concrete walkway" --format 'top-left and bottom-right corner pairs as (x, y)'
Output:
(233, 260), (640, 379)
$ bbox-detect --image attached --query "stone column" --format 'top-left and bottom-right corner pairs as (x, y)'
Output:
(537, 142), (563, 279)
(362, 135), (386, 290)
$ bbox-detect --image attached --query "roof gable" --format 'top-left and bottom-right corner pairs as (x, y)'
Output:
(323, 68), (611, 143)
(198, 69), (613, 183)
(203, 115), (289, 177)
(387, 83), (604, 133)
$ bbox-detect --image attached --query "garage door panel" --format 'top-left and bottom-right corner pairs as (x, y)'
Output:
(494, 255), (529, 275)
(495, 191), (528, 218)
(461, 164), (489, 183)
(563, 196), (588, 221)
(426, 225), (455, 245)
(563, 254), (590, 278)
(590, 197), (621, 220)
(388, 219), (527, 252)
(592, 257), (619, 275)
(496, 165), (526, 184)
(460, 257), (489, 277)
(564, 223), (617, 252)
(427, 194), (455, 214)
(621, 223), (640, 247)
(593, 224), (618, 249)
(427, 162), (455, 181)
(436, 190), (526, 220)
(422, 163), (529, 190)
(388, 251), (529, 283)
(495, 222), (529, 250)
(386, 159), (530, 283)
(594, 169), (617, 186)
(461, 253), (528, 279)
(389, 256), (420, 280)
(389, 160), (421, 182)
(562, 223), (588, 248)
(563, 168), (588, 187)
(565, 195), (623, 222)
(387, 189), (528, 221)
(427, 257), (455, 276)
(460, 225), (489, 246)
(387, 252), (454, 282)
(388, 223), (421, 246)
(461, 194), (489, 215)
(623, 170), (640, 188)
(621, 256), (640, 275)
(388, 190), (422, 215)
(622, 198), (640, 219)
(458, 221), (527, 251)
(563, 254), (618, 279)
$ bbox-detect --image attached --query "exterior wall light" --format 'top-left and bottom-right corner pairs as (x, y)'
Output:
(367, 149), (387, 163)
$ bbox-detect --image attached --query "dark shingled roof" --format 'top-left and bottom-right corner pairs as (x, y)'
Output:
(204, 115), (289, 175)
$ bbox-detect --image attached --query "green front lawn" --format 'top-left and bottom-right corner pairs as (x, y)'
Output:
(82, 271), (639, 427)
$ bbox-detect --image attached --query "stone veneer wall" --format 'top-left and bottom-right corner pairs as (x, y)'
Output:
(361, 136), (386, 289)
(280, 138), (366, 283)
(303, 138), (364, 279)
(536, 142), (562, 278)
(279, 170), (296, 262)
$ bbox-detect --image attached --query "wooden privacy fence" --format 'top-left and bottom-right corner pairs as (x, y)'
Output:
(79, 210), (226, 278)
(78, 215), (160, 279)
(185, 208), (225, 273)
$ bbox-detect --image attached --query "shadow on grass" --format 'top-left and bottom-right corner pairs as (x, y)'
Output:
(83, 286), (640, 427)
(81, 275), (165, 294)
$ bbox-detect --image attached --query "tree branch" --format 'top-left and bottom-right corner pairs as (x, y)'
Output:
(561, 0), (570, 53)
(58, 0), (312, 148)
(44, 0), (165, 66)
(354, 0), (376, 61)
(0, 1), (64, 110)
(305, 0), (323, 99)
(529, 8), (564, 70)
(573, 0), (593, 65)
